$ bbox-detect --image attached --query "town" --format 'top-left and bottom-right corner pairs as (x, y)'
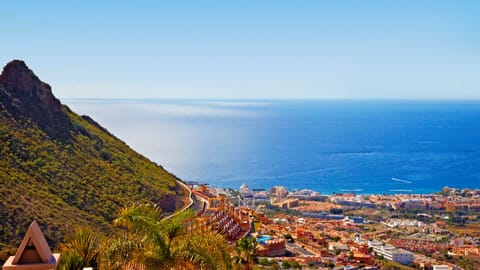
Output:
(190, 183), (480, 270)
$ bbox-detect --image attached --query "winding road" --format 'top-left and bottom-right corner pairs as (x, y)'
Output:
(163, 180), (194, 220)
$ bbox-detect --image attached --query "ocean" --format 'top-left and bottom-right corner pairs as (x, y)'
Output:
(66, 99), (480, 194)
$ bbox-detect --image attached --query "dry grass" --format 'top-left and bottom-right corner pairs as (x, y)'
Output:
(447, 222), (480, 237)
(291, 200), (338, 212)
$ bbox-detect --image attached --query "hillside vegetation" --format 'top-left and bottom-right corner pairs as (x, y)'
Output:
(0, 60), (187, 257)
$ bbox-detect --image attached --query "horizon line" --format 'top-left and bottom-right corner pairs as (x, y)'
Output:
(62, 97), (480, 102)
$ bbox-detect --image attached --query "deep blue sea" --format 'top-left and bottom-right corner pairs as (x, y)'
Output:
(66, 99), (480, 194)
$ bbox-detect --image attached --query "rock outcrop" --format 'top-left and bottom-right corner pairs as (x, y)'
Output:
(0, 60), (72, 140)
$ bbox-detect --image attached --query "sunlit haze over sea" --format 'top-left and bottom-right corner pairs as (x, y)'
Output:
(67, 99), (480, 194)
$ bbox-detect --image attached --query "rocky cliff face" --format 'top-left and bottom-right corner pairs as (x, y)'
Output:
(0, 60), (72, 140)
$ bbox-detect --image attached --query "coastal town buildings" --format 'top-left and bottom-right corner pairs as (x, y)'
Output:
(188, 184), (480, 269)
(2, 180), (476, 270)
(256, 236), (286, 257)
(331, 195), (376, 209)
(367, 240), (414, 265)
(269, 186), (289, 203)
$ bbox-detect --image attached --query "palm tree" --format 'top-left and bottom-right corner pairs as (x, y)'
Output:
(57, 227), (105, 270)
(111, 202), (231, 269)
(59, 203), (232, 269)
(233, 237), (258, 270)
(112, 203), (182, 268)
(180, 229), (232, 270)
(101, 232), (139, 270)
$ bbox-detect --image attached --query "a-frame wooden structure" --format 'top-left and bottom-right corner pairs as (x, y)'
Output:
(2, 221), (60, 270)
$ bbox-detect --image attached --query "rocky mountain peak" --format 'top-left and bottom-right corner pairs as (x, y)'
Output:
(0, 60), (62, 113)
(0, 60), (72, 140)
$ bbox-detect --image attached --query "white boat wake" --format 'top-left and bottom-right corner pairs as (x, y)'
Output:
(389, 189), (413, 192)
(391, 177), (412, 184)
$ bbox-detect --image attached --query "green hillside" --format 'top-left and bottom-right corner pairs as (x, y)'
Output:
(0, 60), (187, 258)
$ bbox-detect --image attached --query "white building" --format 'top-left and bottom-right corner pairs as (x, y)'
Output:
(253, 191), (269, 203)
(433, 266), (451, 270)
(368, 240), (413, 265)
(239, 183), (253, 197)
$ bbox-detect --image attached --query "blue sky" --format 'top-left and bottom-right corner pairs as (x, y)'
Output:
(1, 1), (479, 99)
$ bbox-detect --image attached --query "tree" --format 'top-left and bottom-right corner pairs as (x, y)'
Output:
(259, 258), (271, 266)
(112, 203), (231, 269)
(284, 233), (294, 242)
(180, 229), (232, 270)
(281, 260), (291, 269)
(332, 236), (341, 242)
(113, 203), (171, 268)
(58, 203), (232, 269)
(58, 227), (105, 270)
(101, 231), (139, 269)
(234, 237), (258, 270)
(290, 260), (302, 269)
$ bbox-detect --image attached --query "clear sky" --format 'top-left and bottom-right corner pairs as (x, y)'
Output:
(1, 1), (479, 99)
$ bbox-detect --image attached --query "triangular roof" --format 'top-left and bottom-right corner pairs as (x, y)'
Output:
(12, 221), (53, 264)
(2, 221), (60, 270)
